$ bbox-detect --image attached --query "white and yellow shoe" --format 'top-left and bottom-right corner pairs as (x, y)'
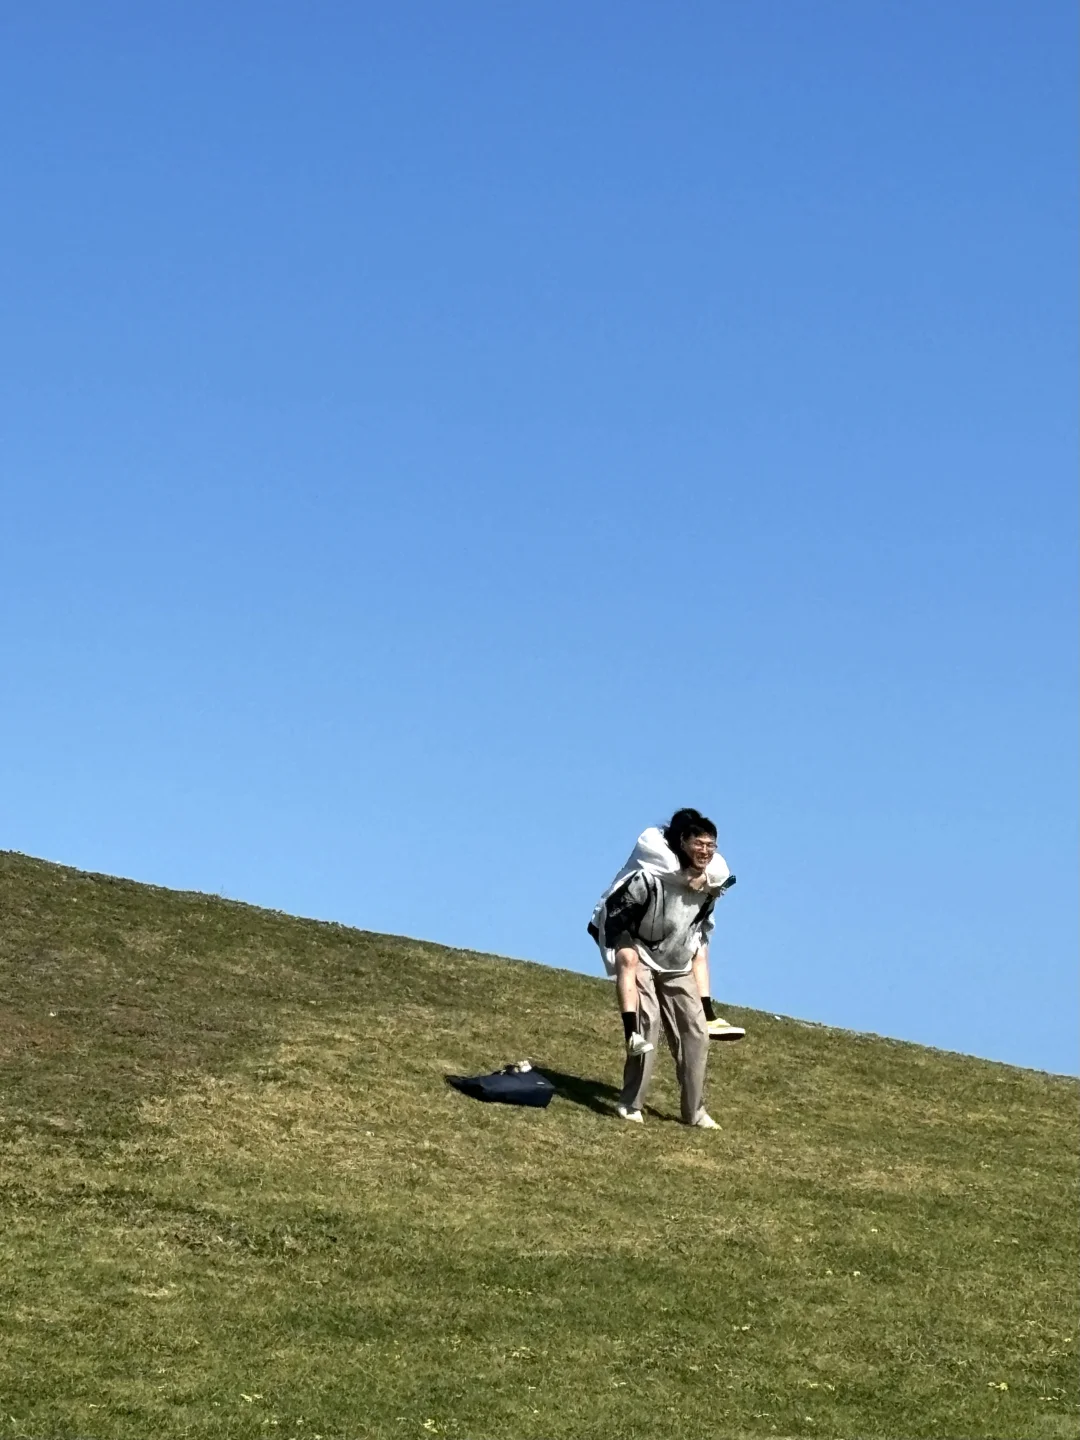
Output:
(706, 1017), (745, 1041)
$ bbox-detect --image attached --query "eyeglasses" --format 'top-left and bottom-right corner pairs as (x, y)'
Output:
(686, 838), (716, 853)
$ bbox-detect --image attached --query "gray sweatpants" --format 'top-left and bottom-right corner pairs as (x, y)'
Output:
(619, 960), (709, 1123)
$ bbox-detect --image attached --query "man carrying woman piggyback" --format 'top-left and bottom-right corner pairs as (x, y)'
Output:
(589, 809), (743, 1128)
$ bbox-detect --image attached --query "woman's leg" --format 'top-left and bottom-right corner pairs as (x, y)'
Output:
(615, 947), (653, 1055)
(691, 948), (711, 1010)
(692, 946), (746, 1041)
(615, 947), (640, 1015)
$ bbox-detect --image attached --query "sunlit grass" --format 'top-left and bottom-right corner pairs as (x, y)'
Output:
(1, 851), (1076, 1438)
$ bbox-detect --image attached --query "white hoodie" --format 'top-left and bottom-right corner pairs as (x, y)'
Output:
(589, 827), (733, 977)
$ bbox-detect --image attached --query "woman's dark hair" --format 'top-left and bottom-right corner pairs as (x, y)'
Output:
(663, 808), (718, 865)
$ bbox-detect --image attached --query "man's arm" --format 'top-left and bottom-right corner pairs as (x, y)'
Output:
(603, 871), (652, 952)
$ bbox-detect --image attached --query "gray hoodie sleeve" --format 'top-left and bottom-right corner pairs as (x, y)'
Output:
(603, 870), (654, 953)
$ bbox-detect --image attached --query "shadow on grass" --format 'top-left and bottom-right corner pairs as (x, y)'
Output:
(536, 1068), (620, 1116)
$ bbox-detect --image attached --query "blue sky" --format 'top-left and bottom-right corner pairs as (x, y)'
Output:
(2, 2), (1076, 1074)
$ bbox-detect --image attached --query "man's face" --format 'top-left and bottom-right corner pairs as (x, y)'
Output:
(681, 833), (716, 872)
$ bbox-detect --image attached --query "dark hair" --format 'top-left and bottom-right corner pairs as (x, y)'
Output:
(663, 808), (718, 866)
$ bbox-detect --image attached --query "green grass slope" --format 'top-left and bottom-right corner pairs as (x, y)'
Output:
(0, 852), (1076, 1440)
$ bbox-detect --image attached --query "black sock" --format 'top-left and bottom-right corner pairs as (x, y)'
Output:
(701, 996), (716, 1022)
(621, 1011), (639, 1042)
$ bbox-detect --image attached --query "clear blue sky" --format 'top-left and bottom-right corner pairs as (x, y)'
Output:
(2, 3), (1076, 1074)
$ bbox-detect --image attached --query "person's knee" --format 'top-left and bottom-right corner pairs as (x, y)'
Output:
(614, 948), (638, 975)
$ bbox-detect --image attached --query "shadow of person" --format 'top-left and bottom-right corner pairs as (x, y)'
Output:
(535, 1068), (620, 1116)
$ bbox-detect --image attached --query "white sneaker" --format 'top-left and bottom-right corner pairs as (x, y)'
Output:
(689, 1110), (719, 1129)
(615, 1104), (644, 1124)
(706, 1017), (746, 1041)
(626, 1031), (654, 1057)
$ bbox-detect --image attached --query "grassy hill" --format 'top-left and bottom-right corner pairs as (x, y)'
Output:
(0, 852), (1076, 1440)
